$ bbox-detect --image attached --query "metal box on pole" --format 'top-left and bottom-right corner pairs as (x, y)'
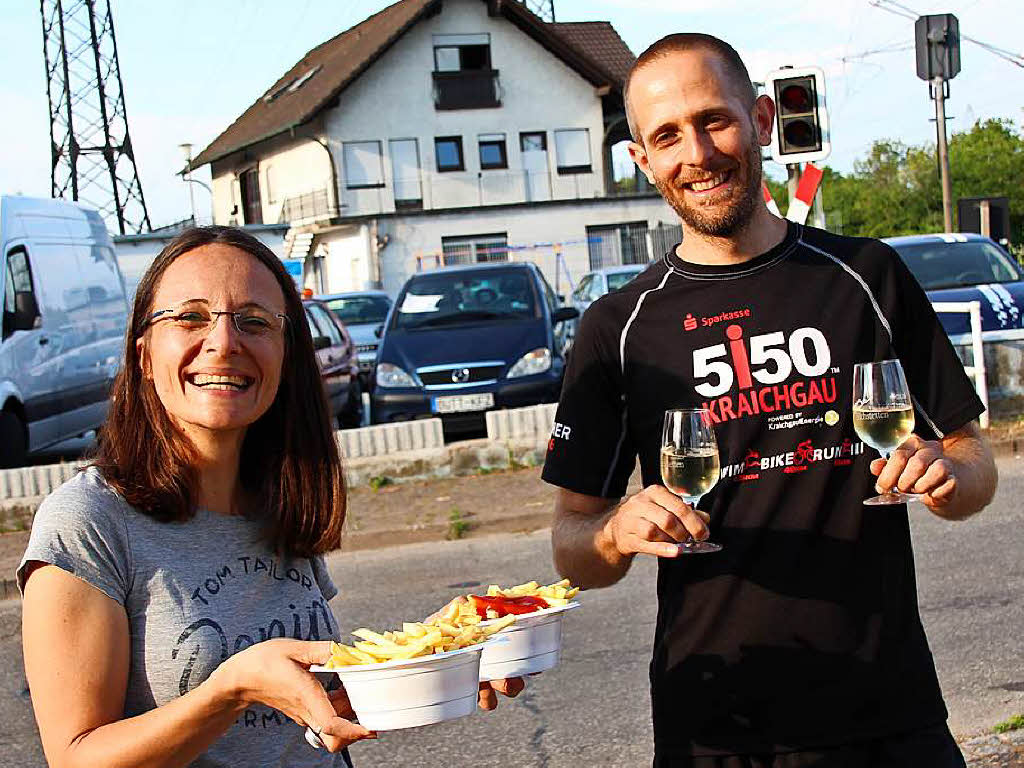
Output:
(915, 14), (961, 81)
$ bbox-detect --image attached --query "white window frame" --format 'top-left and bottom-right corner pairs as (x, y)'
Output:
(264, 164), (275, 204)
(554, 128), (592, 175)
(343, 140), (385, 189)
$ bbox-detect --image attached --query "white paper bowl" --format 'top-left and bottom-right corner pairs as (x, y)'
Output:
(478, 602), (580, 681)
(310, 637), (505, 731)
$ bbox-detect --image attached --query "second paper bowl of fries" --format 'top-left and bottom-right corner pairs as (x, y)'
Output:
(431, 579), (581, 681)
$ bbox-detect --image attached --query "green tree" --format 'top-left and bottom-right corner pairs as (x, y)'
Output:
(948, 118), (1024, 241)
(808, 118), (1024, 241)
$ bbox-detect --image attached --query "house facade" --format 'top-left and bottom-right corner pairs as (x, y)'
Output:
(192, 0), (678, 297)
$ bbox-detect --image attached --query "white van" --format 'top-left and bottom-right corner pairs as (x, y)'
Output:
(0, 196), (129, 467)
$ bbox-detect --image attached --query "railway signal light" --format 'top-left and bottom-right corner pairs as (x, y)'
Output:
(764, 66), (831, 165)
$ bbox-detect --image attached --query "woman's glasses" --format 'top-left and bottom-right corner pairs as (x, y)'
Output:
(145, 300), (288, 338)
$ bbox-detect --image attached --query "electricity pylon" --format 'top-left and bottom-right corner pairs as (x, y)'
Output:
(40, 0), (151, 234)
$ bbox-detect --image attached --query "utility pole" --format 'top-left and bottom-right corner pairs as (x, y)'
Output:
(931, 77), (954, 232)
(179, 143), (196, 225)
(916, 14), (960, 233)
(787, 164), (800, 210)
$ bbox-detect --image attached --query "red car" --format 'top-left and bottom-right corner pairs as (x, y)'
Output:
(302, 299), (362, 428)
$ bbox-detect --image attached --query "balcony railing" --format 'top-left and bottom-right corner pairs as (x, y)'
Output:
(278, 188), (339, 225)
(276, 169), (663, 225)
(433, 69), (501, 110)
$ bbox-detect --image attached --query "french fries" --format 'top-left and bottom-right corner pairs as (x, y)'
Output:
(428, 579), (581, 625)
(323, 579), (579, 668)
(325, 613), (515, 668)
(484, 578), (580, 605)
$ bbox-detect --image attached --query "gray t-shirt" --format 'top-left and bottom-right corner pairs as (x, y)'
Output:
(17, 468), (350, 768)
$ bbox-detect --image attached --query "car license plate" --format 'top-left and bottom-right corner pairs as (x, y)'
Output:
(432, 393), (494, 413)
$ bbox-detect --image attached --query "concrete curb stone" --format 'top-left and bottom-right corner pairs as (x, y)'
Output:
(2, 414), (1019, 602)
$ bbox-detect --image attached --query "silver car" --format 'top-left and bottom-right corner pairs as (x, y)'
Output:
(316, 290), (393, 389)
(566, 265), (646, 348)
(571, 265), (647, 314)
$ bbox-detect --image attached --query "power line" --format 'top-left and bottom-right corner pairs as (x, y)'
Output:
(841, 41), (914, 63)
(869, 0), (1024, 68)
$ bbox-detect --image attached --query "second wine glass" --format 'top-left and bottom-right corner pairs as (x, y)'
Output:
(852, 359), (922, 505)
(660, 408), (723, 554)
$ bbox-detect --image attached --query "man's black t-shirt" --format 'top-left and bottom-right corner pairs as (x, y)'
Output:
(542, 223), (984, 757)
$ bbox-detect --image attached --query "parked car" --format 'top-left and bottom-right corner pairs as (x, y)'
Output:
(371, 262), (579, 435)
(571, 264), (647, 316)
(302, 299), (362, 428)
(565, 264), (647, 349)
(0, 196), (130, 467)
(884, 232), (1024, 416)
(316, 290), (392, 390)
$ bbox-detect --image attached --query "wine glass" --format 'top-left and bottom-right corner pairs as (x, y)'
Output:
(660, 408), (723, 553)
(852, 359), (921, 505)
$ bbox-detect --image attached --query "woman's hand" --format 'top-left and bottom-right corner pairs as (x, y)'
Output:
(477, 677), (526, 710)
(212, 639), (375, 753)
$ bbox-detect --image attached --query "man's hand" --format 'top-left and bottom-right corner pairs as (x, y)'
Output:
(605, 485), (711, 558)
(477, 677), (526, 710)
(871, 433), (957, 508)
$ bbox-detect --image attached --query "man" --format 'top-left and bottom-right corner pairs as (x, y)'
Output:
(542, 33), (997, 767)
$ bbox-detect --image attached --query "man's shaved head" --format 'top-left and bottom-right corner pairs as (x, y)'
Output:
(625, 33), (756, 143)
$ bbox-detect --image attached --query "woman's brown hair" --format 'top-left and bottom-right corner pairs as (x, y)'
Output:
(92, 226), (345, 557)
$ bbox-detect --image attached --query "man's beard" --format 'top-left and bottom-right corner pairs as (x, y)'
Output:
(654, 139), (763, 238)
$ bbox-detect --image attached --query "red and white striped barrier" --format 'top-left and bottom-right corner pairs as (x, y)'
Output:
(762, 184), (782, 218)
(785, 163), (823, 225)
(763, 164), (824, 225)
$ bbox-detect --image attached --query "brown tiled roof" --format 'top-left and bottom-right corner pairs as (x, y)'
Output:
(192, 0), (633, 168)
(192, 0), (436, 168)
(548, 22), (635, 85)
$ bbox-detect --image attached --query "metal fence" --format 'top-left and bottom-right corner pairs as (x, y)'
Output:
(932, 300), (989, 428)
(586, 223), (682, 270)
(438, 236), (510, 267)
(414, 225), (683, 292)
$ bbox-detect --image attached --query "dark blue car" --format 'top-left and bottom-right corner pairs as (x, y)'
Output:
(371, 262), (578, 435)
(884, 232), (1024, 413)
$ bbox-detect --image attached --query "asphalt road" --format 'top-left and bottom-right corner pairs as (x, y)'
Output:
(1, 457), (1021, 767)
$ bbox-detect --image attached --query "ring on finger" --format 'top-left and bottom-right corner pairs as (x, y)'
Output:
(305, 725), (326, 750)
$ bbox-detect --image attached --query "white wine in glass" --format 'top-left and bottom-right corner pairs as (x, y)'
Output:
(852, 359), (922, 505)
(661, 408), (723, 553)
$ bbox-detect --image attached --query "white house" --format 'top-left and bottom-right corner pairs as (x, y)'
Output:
(189, 0), (678, 297)
(113, 223), (289, 298)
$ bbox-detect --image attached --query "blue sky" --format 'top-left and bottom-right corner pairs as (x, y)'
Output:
(1, 0), (1020, 228)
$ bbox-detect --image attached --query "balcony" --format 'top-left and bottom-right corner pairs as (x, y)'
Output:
(432, 70), (501, 110)
(278, 188), (339, 225)
(277, 167), (663, 225)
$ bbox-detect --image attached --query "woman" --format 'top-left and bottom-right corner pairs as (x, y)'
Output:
(18, 227), (520, 768)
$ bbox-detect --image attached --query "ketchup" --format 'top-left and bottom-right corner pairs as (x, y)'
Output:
(470, 594), (549, 618)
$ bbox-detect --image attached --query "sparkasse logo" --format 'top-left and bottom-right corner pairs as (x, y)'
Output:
(683, 308), (753, 332)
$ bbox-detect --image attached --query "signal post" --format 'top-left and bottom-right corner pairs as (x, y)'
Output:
(764, 66), (831, 226)
(915, 14), (961, 233)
